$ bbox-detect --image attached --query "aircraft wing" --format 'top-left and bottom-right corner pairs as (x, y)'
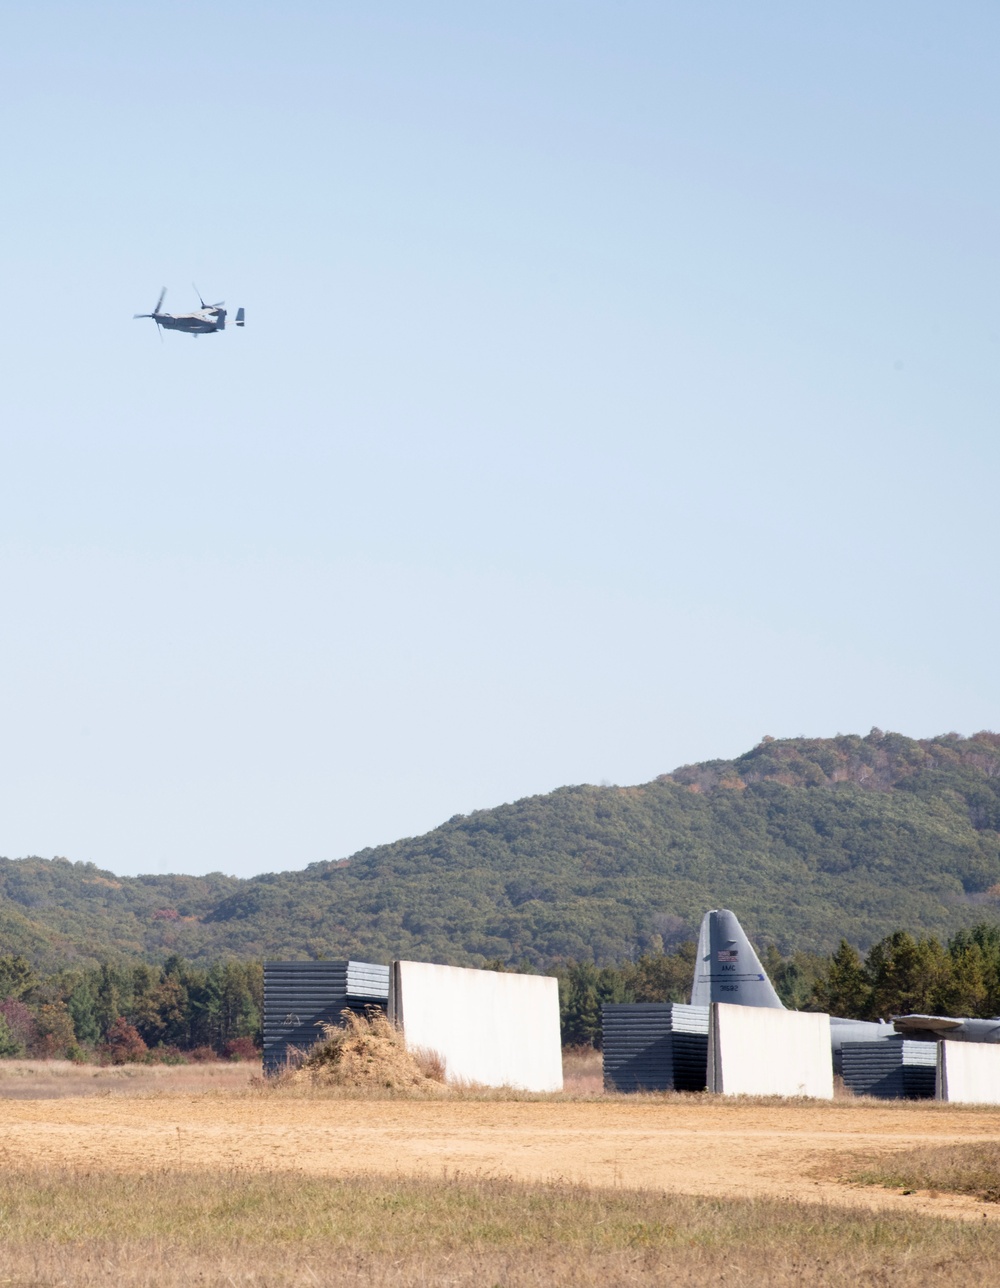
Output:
(892, 1014), (963, 1033)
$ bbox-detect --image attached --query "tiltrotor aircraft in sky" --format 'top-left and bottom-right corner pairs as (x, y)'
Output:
(691, 908), (1000, 1063)
(133, 286), (245, 336)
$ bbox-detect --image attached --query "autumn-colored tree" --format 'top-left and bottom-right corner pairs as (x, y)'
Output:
(100, 1017), (148, 1065)
(0, 998), (37, 1053)
(31, 1002), (77, 1059)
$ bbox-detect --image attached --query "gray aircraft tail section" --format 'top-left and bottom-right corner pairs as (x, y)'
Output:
(690, 909), (784, 1009)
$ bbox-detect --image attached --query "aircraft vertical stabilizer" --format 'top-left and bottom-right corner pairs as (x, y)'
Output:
(691, 909), (784, 1009)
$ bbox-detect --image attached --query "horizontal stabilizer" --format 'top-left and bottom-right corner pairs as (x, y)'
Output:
(893, 1014), (963, 1033)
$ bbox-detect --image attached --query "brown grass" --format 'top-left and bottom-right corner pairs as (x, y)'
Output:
(562, 1044), (604, 1094)
(853, 1142), (1000, 1203)
(1, 1165), (999, 1286)
(0, 1058), (257, 1099)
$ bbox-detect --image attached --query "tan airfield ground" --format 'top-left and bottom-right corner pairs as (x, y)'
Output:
(1, 1058), (1000, 1223)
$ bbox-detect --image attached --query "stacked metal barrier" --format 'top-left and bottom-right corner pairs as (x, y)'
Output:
(602, 1003), (709, 1092)
(840, 1039), (936, 1099)
(263, 960), (390, 1074)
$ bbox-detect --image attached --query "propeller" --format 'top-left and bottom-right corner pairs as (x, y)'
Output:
(193, 282), (224, 310)
(133, 287), (166, 319)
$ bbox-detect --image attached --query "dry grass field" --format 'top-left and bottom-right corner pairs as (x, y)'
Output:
(2, 1165), (999, 1287)
(4, 1058), (1000, 1284)
(0, 1057), (257, 1099)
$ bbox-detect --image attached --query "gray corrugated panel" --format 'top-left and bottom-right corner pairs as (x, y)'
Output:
(602, 1003), (709, 1093)
(263, 960), (389, 1075)
(841, 1039), (936, 1100)
(668, 1004), (710, 1035)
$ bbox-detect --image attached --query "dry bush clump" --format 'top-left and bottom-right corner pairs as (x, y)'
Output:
(298, 1010), (448, 1092)
(854, 1141), (1000, 1202)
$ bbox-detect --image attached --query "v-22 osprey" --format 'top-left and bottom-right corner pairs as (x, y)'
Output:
(134, 286), (245, 336)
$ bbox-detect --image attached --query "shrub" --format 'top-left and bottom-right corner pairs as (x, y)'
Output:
(187, 1045), (219, 1063)
(223, 1036), (260, 1062)
(150, 1046), (190, 1065)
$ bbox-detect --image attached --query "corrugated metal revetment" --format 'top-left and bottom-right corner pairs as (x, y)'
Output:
(602, 1003), (709, 1093)
(263, 960), (390, 1075)
(840, 1039), (937, 1100)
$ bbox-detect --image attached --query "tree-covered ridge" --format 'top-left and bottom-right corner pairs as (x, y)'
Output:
(2, 730), (1000, 969)
(667, 729), (1000, 801)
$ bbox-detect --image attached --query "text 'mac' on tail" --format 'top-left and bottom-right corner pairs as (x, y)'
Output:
(690, 909), (785, 1009)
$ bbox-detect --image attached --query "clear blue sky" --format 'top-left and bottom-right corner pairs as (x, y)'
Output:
(2, 3), (998, 877)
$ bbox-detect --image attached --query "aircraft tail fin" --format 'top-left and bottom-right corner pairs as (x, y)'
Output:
(235, 307), (245, 327)
(690, 909), (784, 1009)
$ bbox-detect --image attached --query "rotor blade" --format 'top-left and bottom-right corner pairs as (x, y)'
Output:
(155, 287), (166, 314)
(192, 281), (206, 308)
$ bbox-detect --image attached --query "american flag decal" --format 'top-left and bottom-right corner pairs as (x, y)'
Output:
(717, 949), (738, 962)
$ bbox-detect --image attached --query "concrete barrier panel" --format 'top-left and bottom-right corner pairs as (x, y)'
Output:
(707, 1003), (833, 1099)
(391, 961), (563, 1092)
(936, 1041), (1000, 1104)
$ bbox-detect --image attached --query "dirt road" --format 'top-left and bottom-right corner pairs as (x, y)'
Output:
(3, 1093), (999, 1220)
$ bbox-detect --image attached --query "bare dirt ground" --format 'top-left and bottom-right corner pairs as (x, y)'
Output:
(3, 1081), (1000, 1223)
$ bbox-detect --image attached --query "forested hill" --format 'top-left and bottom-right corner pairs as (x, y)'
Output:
(4, 730), (1000, 970)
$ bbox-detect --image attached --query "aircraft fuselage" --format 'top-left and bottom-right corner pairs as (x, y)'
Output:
(155, 311), (224, 334)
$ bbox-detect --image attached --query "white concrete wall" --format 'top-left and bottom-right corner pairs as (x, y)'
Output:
(391, 961), (563, 1092)
(936, 1041), (1000, 1104)
(707, 1003), (833, 1099)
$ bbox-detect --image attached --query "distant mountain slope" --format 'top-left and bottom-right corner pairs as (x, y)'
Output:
(3, 730), (1000, 968)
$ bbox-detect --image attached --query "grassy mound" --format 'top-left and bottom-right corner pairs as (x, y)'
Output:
(299, 1011), (447, 1091)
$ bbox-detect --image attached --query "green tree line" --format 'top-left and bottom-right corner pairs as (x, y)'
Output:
(4, 919), (1000, 1061)
(0, 954), (261, 1062)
